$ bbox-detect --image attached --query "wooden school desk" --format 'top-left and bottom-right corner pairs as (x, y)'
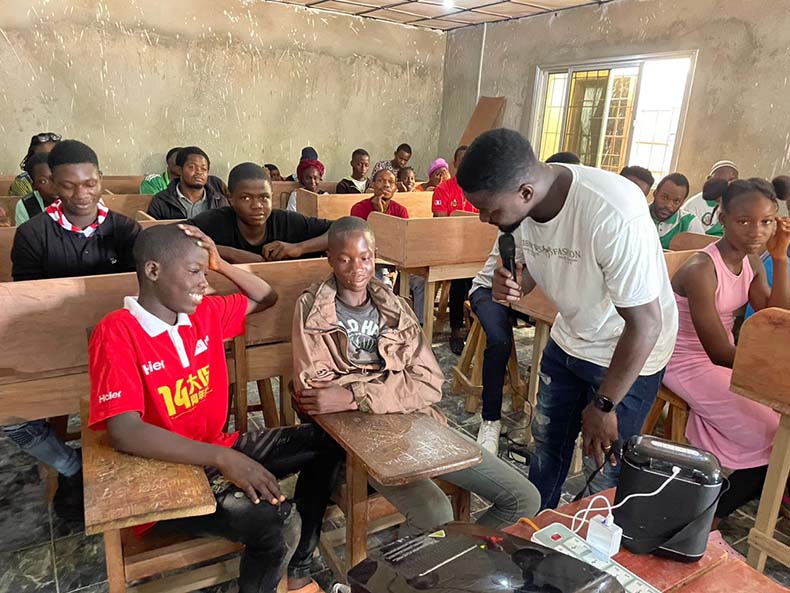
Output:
(294, 189), (434, 220)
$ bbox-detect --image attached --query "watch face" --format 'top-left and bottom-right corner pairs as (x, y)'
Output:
(595, 394), (614, 412)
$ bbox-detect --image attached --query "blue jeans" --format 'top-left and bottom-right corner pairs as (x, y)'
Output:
(528, 339), (664, 510)
(3, 420), (82, 477)
(470, 288), (514, 421)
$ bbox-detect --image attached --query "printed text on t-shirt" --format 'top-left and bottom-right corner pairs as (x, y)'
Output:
(157, 365), (212, 418)
(522, 239), (581, 263)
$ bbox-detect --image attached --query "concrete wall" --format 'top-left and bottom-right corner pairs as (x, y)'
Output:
(0, 0), (445, 181)
(439, 0), (790, 191)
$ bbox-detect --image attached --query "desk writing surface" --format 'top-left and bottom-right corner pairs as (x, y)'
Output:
(504, 490), (728, 592)
(314, 411), (481, 486)
(297, 190), (433, 220)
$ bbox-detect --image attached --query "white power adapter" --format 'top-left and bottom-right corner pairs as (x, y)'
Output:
(586, 514), (622, 560)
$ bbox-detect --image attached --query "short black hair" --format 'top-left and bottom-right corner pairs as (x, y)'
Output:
(702, 177), (729, 203)
(620, 166), (654, 188)
(454, 145), (468, 162)
(655, 172), (690, 199)
(456, 128), (538, 194)
(166, 146), (182, 161)
(264, 163), (279, 173)
(176, 146), (210, 168)
(228, 162), (270, 193)
(397, 166), (415, 180)
(25, 151), (51, 177)
(396, 143), (412, 155)
(48, 139), (99, 172)
(772, 175), (790, 202)
(372, 167), (396, 182)
(133, 224), (198, 280)
(722, 178), (777, 211)
(545, 151), (581, 165)
(328, 216), (375, 247)
(352, 148), (370, 159)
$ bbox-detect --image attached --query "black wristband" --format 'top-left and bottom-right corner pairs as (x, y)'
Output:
(592, 392), (616, 413)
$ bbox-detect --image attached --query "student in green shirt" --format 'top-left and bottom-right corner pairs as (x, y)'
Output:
(14, 152), (60, 225)
(649, 172), (704, 249)
(139, 146), (182, 194)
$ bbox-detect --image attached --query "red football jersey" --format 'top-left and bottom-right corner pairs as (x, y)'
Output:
(350, 197), (409, 220)
(431, 177), (479, 215)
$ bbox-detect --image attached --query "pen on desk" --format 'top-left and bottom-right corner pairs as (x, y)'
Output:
(417, 545), (478, 577)
(389, 538), (435, 562)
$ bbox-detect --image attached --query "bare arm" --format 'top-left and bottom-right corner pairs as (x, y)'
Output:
(218, 245), (264, 264)
(261, 231), (329, 261)
(750, 217), (790, 311)
(107, 412), (283, 505)
(179, 225), (278, 315)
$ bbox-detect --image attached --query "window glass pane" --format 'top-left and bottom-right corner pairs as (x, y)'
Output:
(538, 73), (568, 160)
(599, 67), (639, 172)
(562, 70), (610, 166)
(627, 58), (692, 182)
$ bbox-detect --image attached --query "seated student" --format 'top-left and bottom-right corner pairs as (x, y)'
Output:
(663, 179), (790, 522)
(350, 169), (424, 323)
(285, 147), (319, 182)
(190, 162), (331, 263)
(684, 160), (739, 234)
(14, 152), (59, 225)
(140, 146), (182, 195)
(469, 228), (527, 454)
(745, 175), (790, 319)
(418, 158), (451, 192)
(89, 224), (341, 593)
(620, 165), (655, 197)
(6, 139), (141, 521)
(335, 149), (370, 194)
(147, 146), (228, 220)
(432, 145), (476, 355)
(292, 217), (540, 532)
(545, 151), (581, 164)
(12, 140), (141, 281)
(8, 132), (61, 196)
(264, 163), (283, 182)
(397, 166), (416, 192)
(649, 172), (704, 249)
(371, 143), (412, 179)
(286, 159), (327, 212)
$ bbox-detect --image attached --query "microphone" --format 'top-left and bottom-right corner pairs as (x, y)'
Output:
(498, 232), (517, 280)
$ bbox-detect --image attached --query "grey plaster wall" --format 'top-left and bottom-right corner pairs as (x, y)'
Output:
(0, 0), (445, 181)
(439, 0), (790, 191)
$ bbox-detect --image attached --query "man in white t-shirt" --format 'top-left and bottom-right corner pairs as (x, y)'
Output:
(457, 129), (678, 510)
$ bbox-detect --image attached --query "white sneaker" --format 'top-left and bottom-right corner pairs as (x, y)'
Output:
(476, 420), (501, 456)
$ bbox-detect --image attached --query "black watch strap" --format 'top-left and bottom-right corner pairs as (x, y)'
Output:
(592, 392), (616, 413)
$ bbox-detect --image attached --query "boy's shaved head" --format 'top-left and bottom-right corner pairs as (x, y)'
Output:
(328, 216), (375, 250)
(133, 224), (199, 279)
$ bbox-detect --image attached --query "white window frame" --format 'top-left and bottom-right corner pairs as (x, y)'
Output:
(527, 50), (698, 173)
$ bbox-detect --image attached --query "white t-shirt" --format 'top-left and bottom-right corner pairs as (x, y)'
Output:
(286, 190), (298, 212)
(518, 165), (678, 375)
(683, 192), (719, 233)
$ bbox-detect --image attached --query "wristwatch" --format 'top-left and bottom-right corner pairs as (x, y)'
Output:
(592, 392), (616, 413)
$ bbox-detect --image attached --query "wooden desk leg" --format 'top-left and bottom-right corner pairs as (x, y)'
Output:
(280, 373), (296, 426)
(747, 414), (790, 571)
(399, 271), (410, 298)
(104, 529), (126, 593)
(527, 321), (550, 436)
(232, 335), (249, 433)
(423, 281), (436, 342)
(346, 452), (369, 573)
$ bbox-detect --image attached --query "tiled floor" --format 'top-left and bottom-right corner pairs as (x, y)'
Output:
(1, 324), (788, 592)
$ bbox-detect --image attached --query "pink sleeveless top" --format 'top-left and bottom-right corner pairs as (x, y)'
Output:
(670, 242), (754, 361)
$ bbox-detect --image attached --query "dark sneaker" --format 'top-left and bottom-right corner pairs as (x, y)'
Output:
(449, 337), (465, 355)
(53, 470), (84, 521)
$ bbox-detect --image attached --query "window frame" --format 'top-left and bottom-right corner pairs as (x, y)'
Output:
(527, 50), (698, 174)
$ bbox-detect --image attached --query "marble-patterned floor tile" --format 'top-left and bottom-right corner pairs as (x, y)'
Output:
(0, 541), (56, 593)
(53, 533), (106, 593)
(717, 510), (755, 547)
(0, 439), (52, 554)
(64, 582), (109, 593)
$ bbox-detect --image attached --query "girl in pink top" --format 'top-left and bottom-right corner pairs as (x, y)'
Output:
(664, 178), (790, 521)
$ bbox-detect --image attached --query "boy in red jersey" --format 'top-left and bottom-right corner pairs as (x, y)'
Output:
(88, 223), (340, 593)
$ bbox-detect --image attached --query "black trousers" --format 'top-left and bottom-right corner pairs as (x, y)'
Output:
(155, 424), (342, 593)
(449, 279), (473, 331)
(715, 465), (769, 518)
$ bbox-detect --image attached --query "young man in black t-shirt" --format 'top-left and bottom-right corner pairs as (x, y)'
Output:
(189, 162), (331, 263)
(7, 139), (141, 520)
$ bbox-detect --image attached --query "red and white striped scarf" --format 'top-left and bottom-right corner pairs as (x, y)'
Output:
(46, 199), (108, 238)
